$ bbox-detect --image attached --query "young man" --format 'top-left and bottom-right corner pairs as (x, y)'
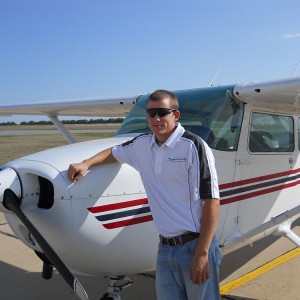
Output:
(68, 90), (222, 300)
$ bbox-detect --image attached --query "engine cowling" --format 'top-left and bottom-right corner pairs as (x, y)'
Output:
(0, 168), (21, 213)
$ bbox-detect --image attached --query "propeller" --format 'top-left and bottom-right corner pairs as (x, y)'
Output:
(3, 189), (89, 300)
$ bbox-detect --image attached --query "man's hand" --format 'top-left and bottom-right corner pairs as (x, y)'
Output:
(68, 162), (89, 183)
(190, 253), (210, 284)
(189, 199), (219, 284)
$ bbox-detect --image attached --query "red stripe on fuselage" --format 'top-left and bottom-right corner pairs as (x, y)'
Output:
(219, 168), (300, 190)
(102, 215), (153, 229)
(221, 180), (300, 205)
(88, 198), (148, 213)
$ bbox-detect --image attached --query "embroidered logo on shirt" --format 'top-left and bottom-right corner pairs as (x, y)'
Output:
(167, 157), (187, 162)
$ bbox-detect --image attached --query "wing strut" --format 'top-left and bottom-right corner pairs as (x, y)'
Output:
(47, 115), (76, 144)
(274, 221), (300, 246)
(222, 204), (300, 254)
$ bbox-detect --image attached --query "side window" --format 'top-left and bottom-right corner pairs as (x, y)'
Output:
(249, 112), (294, 153)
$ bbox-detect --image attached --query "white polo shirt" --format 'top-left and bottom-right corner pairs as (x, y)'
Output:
(112, 123), (219, 237)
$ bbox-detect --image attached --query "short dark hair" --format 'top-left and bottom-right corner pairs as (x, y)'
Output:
(148, 89), (179, 110)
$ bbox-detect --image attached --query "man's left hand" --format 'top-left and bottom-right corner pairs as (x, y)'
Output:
(190, 254), (210, 284)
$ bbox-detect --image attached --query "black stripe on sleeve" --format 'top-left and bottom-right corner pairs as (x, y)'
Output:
(182, 131), (214, 199)
(120, 132), (152, 148)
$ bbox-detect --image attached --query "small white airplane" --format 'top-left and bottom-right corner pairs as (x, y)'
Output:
(1, 76), (300, 299)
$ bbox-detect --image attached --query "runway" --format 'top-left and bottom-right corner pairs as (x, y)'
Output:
(1, 211), (300, 300)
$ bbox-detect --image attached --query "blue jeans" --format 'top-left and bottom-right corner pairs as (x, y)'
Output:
(156, 236), (222, 300)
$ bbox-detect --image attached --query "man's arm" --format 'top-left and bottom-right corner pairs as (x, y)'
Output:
(68, 147), (117, 183)
(190, 198), (220, 284)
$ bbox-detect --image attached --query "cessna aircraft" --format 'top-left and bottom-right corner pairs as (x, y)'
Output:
(1, 76), (300, 299)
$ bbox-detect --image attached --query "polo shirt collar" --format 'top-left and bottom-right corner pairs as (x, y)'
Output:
(150, 122), (185, 148)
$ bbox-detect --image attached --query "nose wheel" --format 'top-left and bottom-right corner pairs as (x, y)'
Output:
(100, 276), (133, 300)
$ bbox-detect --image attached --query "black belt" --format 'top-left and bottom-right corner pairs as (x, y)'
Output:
(160, 232), (199, 246)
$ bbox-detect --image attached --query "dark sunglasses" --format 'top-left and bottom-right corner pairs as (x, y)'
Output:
(146, 108), (176, 118)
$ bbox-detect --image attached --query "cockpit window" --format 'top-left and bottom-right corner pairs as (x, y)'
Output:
(249, 112), (294, 153)
(116, 85), (244, 151)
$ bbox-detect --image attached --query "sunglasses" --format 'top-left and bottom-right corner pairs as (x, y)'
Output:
(146, 108), (176, 118)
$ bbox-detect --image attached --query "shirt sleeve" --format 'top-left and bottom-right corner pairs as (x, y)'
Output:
(112, 137), (141, 172)
(202, 142), (219, 199)
(189, 138), (220, 200)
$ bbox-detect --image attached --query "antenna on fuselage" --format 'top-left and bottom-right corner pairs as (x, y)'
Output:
(208, 65), (222, 87)
(291, 61), (300, 77)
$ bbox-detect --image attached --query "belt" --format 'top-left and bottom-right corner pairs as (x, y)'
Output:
(160, 232), (199, 246)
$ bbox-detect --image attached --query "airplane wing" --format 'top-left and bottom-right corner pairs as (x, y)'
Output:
(233, 76), (300, 108)
(0, 95), (139, 117)
(2, 76), (300, 143)
(2, 76), (300, 118)
(0, 95), (140, 143)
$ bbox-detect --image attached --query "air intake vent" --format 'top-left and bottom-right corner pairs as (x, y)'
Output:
(38, 176), (54, 209)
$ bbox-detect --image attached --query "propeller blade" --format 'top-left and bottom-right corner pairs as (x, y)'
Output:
(3, 189), (89, 300)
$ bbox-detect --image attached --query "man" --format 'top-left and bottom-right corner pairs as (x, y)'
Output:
(68, 90), (222, 300)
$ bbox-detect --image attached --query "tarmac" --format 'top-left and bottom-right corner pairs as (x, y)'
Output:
(1, 211), (300, 300)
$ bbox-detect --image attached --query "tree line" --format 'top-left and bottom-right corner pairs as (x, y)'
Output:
(0, 118), (124, 126)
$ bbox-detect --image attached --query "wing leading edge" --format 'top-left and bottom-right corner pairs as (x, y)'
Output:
(0, 96), (139, 118)
(233, 76), (300, 109)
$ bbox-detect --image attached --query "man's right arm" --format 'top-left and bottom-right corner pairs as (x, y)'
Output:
(68, 147), (117, 183)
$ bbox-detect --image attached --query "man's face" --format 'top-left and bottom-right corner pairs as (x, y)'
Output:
(147, 98), (180, 143)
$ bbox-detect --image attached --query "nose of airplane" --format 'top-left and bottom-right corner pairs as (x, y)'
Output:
(0, 168), (21, 213)
(2, 173), (89, 300)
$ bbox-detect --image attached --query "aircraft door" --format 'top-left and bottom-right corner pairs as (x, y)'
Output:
(236, 110), (296, 235)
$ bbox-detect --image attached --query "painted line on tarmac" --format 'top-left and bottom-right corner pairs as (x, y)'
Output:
(220, 247), (300, 295)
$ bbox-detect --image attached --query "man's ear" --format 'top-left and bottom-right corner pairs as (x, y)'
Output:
(174, 110), (180, 121)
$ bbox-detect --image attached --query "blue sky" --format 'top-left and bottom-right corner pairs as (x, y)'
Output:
(1, 0), (300, 122)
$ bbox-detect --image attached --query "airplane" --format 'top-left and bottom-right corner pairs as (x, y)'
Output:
(1, 75), (300, 299)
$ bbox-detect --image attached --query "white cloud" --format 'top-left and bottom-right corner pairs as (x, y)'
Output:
(283, 33), (300, 39)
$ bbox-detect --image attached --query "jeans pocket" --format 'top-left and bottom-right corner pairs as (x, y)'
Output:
(183, 238), (198, 254)
(212, 237), (223, 266)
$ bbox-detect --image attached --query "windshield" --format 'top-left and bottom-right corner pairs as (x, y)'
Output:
(116, 85), (244, 151)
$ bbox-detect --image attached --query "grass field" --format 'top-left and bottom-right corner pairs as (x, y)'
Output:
(0, 125), (117, 165)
